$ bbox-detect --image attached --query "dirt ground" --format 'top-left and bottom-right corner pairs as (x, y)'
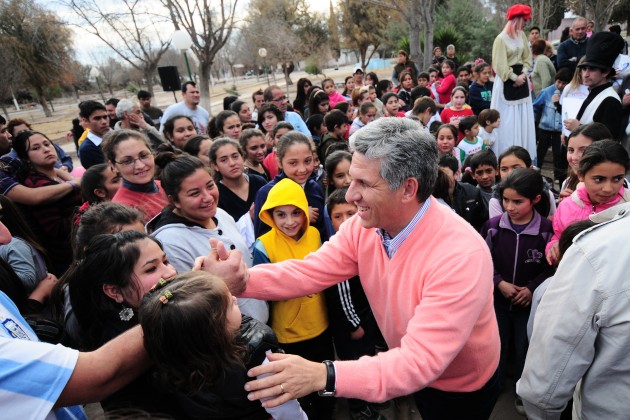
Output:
(11, 64), (394, 149)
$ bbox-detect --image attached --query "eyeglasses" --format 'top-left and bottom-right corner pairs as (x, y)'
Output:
(115, 151), (153, 167)
(272, 96), (288, 102)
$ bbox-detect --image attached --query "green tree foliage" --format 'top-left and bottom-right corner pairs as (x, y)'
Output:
(0, 0), (75, 117)
(435, 0), (502, 63)
(339, 0), (390, 68)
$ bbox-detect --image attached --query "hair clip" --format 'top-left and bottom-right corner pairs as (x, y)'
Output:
(159, 290), (173, 305)
(150, 278), (169, 292)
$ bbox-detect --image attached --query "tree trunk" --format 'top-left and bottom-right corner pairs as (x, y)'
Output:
(420, 0), (436, 70)
(408, 1), (422, 65)
(34, 85), (52, 117)
(143, 67), (155, 97)
(198, 58), (213, 116)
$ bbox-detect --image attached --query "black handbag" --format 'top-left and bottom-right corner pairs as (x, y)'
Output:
(503, 64), (529, 101)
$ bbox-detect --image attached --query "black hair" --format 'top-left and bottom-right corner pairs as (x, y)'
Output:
(181, 81), (196, 93)
(137, 90), (151, 100)
(324, 109), (349, 132)
(183, 135), (211, 158)
(568, 123), (612, 144)
(359, 101), (377, 115)
(365, 72), (379, 86)
(442, 59), (456, 71)
(429, 120), (443, 135)
(80, 163), (114, 204)
(436, 123), (458, 140)
(66, 231), (162, 350)
(212, 110), (239, 137)
(456, 65), (471, 75)
(155, 153), (207, 199)
(381, 92), (398, 106)
(578, 139), (630, 176)
(418, 72), (429, 81)
(333, 101), (350, 115)
(256, 103), (284, 134)
(529, 26), (541, 33)
(79, 100), (106, 119)
(105, 98), (119, 107)
(223, 95), (238, 111)
(470, 150), (498, 171)
(498, 146), (532, 169)
(162, 115), (195, 142)
(325, 150), (352, 196)
(459, 115), (478, 134)
(376, 79), (392, 98)
(326, 187), (350, 217)
(432, 170), (452, 206)
(558, 219), (595, 259)
(498, 168), (550, 217)
(438, 154), (459, 174)
(306, 114), (325, 137)
(555, 68), (573, 83)
(0, 115), (6, 125)
(270, 121), (294, 139)
(308, 91), (330, 117)
(229, 100), (246, 115)
(411, 86), (431, 102)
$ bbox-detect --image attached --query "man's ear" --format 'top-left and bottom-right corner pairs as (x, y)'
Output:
(103, 284), (124, 303)
(401, 177), (419, 203)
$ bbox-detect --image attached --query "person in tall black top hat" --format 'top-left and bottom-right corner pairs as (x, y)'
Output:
(563, 32), (625, 140)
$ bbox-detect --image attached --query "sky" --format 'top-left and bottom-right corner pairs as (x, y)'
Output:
(50, 0), (332, 65)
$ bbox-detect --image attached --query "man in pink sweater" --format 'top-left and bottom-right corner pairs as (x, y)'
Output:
(200, 118), (501, 420)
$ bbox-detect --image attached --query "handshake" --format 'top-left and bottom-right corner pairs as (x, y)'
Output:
(193, 238), (249, 295)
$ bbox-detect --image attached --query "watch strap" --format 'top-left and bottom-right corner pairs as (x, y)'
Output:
(318, 360), (336, 397)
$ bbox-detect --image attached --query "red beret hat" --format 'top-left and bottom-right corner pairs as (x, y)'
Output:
(506, 4), (532, 21)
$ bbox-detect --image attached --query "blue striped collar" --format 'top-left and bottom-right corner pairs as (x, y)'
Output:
(377, 198), (431, 258)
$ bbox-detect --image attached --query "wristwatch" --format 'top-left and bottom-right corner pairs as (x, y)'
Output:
(318, 360), (336, 397)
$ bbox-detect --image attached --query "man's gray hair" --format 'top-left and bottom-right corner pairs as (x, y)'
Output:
(116, 99), (136, 119)
(351, 118), (438, 202)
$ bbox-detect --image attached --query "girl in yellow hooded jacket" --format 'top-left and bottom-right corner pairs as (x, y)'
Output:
(252, 177), (335, 419)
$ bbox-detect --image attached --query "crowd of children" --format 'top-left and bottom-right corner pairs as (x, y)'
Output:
(3, 33), (630, 419)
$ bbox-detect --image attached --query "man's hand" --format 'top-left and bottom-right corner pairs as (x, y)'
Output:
(192, 238), (249, 295)
(245, 353), (327, 408)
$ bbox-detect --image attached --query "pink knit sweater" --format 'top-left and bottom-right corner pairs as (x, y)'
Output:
(244, 199), (500, 401)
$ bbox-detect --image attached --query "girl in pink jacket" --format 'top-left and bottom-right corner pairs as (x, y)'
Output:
(546, 140), (630, 264)
(322, 78), (348, 108)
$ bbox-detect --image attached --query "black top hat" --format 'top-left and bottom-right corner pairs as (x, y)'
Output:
(578, 32), (624, 71)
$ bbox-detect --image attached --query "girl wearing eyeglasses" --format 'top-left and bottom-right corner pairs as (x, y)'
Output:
(101, 129), (169, 222)
(12, 131), (81, 275)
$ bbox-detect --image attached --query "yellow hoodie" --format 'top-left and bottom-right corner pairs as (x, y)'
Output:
(256, 178), (328, 343)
